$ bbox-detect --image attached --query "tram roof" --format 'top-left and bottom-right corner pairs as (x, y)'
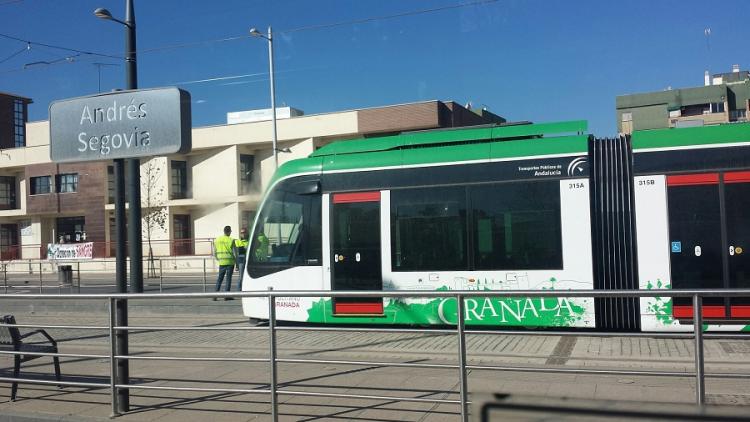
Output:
(311, 119), (588, 157)
(268, 120), (591, 183)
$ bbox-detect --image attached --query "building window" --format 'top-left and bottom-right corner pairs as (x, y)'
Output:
(170, 160), (188, 199)
(56, 216), (85, 243)
(107, 166), (114, 203)
(0, 176), (16, 210)
(239, 154), (255, 194)
(241, 210), (256, 232)
(56, 173), (78, 193)
(30, 175), (52, 195)
(621, 112), (633, 122)
(710, 102), (725, 114)
(13, 99), (26, 148)
(730, 109), (748, 121)
(391, 186), (467, 271)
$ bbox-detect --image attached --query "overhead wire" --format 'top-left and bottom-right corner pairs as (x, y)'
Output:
(0, 43), (29, 64)
(0, 0), (498, 77)
(0, 32), (122, 60)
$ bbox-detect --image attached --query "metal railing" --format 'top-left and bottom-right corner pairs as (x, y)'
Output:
(0, 238), (215, 261)
(1, 288), (750, 421)
(1, 257), (222, 294)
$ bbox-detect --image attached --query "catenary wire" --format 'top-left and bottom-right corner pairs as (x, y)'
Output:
(0, 0), (498, 76)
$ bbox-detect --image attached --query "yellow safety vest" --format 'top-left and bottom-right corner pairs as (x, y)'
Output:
(214, 235), (235, 266)
(234, 238), (249, 257)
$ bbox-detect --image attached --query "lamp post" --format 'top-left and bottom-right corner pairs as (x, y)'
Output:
(94, 0), (141, 413)
(250, 26), (279, 169)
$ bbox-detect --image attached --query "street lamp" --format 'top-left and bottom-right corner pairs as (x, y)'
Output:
(94, 0), (141, 414)
(250, 26), (279, 169)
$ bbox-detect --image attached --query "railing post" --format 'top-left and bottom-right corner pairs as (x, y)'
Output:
(76, 261), (81, 294)
(3, 263), (7, 294)
(693, 294), (705, 406)
(39, 262), (43, 293)
(108, 297), (119, 417)
(268, 287), (278, 421)
(202, 258), (207, 293)
(159, 259), (163, 293)
(456, 294), (469, 422)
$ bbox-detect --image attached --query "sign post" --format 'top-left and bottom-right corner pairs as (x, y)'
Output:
(50, 86), (190, 413)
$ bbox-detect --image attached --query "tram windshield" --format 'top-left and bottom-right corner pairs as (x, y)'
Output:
(248, 185), (321, 277)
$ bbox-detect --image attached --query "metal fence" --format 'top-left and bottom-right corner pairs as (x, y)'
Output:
(1, 288), (749, 421)
(0, 238), (215, 261)
(0, 257), (221, 294)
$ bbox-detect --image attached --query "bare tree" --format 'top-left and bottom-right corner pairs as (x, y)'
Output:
(142, 160), (168, 278)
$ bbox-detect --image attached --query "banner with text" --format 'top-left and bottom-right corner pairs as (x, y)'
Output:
(47, 242), (94, 260)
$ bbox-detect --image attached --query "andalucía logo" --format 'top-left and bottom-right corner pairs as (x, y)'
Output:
(567, 157), (587, 177)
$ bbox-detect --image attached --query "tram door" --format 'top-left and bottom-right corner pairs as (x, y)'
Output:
(668, 172), (750, 320)
(330, 192), (383, 315)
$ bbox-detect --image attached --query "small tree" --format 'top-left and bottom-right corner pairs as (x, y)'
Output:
(142, 160), (168, 278)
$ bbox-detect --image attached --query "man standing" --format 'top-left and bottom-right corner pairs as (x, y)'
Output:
(233, 227), (249, 291)
(214, 225), (235, 300)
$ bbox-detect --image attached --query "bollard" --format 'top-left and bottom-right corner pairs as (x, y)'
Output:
(202, 258), (207, 293)
(3, 263), (7, 294)
(76, 261), (81, 293)
(39, 262), (43, 293)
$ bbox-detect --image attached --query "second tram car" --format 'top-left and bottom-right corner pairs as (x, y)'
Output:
(241, 120), (750, 332)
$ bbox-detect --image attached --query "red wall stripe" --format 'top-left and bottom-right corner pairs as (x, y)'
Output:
(724, 171), (750, 184)
(334, 302), (384, 315)
(667, 173), (719, 187)
(333, 191), (381, 204)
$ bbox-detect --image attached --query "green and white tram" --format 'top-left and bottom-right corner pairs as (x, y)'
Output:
(241, 120), (750, 332)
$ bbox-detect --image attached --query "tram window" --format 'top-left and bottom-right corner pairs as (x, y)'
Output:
(470, 181), (562, 270)
(391, 187), (467, 271)
(248, 187), (321, 278)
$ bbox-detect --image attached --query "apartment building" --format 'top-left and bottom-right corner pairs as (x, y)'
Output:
(616, 65), (750, 134)
(0, 94), (504, 259)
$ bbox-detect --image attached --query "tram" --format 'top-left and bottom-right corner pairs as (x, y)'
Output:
(241, 120), (750, 332)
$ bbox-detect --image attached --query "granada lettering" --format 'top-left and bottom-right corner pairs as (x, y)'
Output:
(437, 297), (578, 324)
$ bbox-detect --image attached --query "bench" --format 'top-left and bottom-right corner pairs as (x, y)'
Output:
(0, 315), (61, 401)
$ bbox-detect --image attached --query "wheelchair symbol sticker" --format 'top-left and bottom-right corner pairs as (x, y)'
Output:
(671, 241), (682, 253)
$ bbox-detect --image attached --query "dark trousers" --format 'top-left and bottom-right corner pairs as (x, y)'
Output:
(215, 265), (234, 292)
(236, 255), (246, 291)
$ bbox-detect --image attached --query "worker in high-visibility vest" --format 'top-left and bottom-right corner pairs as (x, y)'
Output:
(233, 227), (250, 291)
(213, 225), (235, 300)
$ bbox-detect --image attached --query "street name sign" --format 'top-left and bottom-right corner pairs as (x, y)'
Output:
(49, 87), (191, 162)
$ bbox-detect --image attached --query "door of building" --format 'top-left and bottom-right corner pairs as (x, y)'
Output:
(172, 215), (194, 256)
(330, 192), (383, 315)
(0, 224), (18, 260)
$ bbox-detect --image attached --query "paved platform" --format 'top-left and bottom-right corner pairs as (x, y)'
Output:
(1, 299), (750, 420)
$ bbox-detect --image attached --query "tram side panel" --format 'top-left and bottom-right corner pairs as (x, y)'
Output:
(633, 175), (677, 331)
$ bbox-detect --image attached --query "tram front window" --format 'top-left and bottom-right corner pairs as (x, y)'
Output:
(248, 187), (321, 278)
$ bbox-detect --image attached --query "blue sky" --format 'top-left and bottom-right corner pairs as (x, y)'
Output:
(1, 0), (748, 136)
